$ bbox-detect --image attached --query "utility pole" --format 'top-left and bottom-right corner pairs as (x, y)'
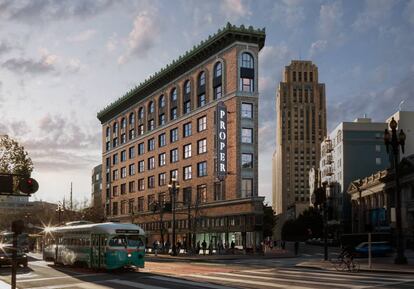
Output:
(70, 182), (73, 211)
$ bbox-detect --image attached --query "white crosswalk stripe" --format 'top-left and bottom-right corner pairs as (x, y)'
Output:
(149, 276), (238, 289)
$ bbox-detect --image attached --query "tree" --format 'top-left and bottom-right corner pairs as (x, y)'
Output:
(281, 207), (323, 241)
(263, 204), (276, 238)
(0, 135), (33, 176)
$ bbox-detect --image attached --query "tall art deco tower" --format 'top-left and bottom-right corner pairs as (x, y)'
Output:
(273, 60), (327, 219)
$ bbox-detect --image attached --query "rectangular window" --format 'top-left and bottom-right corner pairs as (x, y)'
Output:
(214, 85), (222, 99)
(214, 181), (225, 201)
(375, 145), (381, 152)
(121, 150), (126, 162)
(138, 160), (145, 173)
(121, 133), (126, 144)
(129, 181), (135, 193)
(183, 122), (192, 137)
(148, 138), (155, 151)
(170, 169), (178, 181)
(198, 94), (206, 107)
(129, 129), (135, 140)
(112, 202), (118, 215)
(106, 141), (110, 151)
(197, 161), (207, 177)
(120, 183), (126, 194)
(138, 197), (144, 212)
(241, 103), (253, 118)
(241, 178), (253, 197)
(184, 165), (192, 180)
(112, 185), (118, 197)
(170, 148), (179, 163)
(148, 157), (155, 170)
(148, 119), (155, 131)
(183, 101), (191, 114)
(241, 128), (253, 143)
(121, 167), (126, 178)
(159, 153), (166, 166)
(159, 173), (166, 186)
(112, 137), (118, 148)
(170, 107), (177, 120)
(138, 143), (145, 155)
(159, 114), (165, 126)
(148, 176), (155, 189)
(197, 185), (207, 203)
(198, 139), (207, 154)
(240, 78), (254, 92)
(113, 169), (119, 181)
(184, 144), (192, 159)
(183, 187), (192, 205)
(129, 163), (135, 176)
(129, 146), (135, 159)
(148, 194), (155, 210)
(241, 153), (253, 168)
(159, 133), (166, 147)
(376, 157), (382, 165)
(138, 124), (144, 135)
(197, 116), (207, 132)
(128, 199), (134, 214)
(170, 128), (178, 143)
(113, 153), (118, 165)
(138, 178), (145, 191)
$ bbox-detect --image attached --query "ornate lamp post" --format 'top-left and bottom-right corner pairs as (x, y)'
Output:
(168, 178), (180, 256)
(384, 117), (407, 264)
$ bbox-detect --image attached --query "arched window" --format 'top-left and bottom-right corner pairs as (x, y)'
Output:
(241, 52), (254, 69)
(113, 122), (118, 134)
(214, 62), (222, 78)
(138, 107), (144, 120)
(121, 117), (126, 129)
(239, 52), (254, 92)
(129, 112), (135, 125)
(197, 72), (206, 107)
(148, 101), (155, 114)
(213, 62), (223, 99)
(184, 80), (191, 95)
(106, 127), (110, 137)
(159, 95), (165, 108)
(170, 88), (177, 102)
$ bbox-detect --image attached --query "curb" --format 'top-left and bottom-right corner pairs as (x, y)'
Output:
(295, 264), (414, 275)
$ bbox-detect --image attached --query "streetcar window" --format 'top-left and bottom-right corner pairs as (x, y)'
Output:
(127, 235), (144, 247)
(109, 235), (127, 247)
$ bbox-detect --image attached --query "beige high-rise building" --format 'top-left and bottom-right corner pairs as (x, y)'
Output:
(273, 60), (327, 219)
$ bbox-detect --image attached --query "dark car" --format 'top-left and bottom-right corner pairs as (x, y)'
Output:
(0, 246), (28, 267)
(354, 241), (393, 257)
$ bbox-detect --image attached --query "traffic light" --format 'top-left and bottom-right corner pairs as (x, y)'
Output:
(18, 177), (39, 195)
(0, 175), (14, 194)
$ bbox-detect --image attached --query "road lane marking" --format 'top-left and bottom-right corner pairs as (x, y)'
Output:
(17, 273), (105, 283)
(207, 272), (367, 289)
(106, 279), (168, 289)
(149, 276), (237, 289)
(186, 275), (315, 289)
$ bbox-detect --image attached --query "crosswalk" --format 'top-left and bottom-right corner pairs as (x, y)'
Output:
(4, 266), (414, 289)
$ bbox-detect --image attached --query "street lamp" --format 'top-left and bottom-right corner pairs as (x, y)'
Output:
(384, 117), (407, 264)
(168, 178), (180, 256)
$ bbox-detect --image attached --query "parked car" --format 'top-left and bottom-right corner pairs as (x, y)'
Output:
(0, 245), (28, 267)
(354, 241), (393, 257)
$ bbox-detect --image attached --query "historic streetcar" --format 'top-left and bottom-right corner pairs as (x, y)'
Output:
(43, 222), (145, 270)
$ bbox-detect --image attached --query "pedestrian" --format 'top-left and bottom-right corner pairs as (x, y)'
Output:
(208, 240), (213, 255)
(231, 241), (235, 254)
(202, 240), (207, 255)
(294, 241), (299, 256)
(153, 240), (159, 256)
(281, 240), (286, 250)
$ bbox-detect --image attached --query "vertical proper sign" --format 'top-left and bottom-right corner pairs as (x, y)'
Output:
(216, 101), (227, 180)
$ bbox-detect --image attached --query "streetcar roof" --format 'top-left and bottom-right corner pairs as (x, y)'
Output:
(44, 222), (145, 235)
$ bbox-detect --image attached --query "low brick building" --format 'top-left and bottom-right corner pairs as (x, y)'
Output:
(97, 23), (266, 250)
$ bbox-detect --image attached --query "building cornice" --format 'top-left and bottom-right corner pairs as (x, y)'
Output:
(97, 23), (266, 123)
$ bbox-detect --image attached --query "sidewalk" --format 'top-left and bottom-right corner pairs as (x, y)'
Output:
(296, 257), (414, 274)
(146, 248), (293, 262)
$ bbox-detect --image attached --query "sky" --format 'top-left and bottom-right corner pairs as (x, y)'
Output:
(0, 0), (413, 206)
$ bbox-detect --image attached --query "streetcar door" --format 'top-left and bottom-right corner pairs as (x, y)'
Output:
(91, 234), (100, 268)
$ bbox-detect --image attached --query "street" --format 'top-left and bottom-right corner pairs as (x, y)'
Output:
(1, 251), (414, 289)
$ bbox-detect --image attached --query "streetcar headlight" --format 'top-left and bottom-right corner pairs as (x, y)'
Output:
(127, 253), (131, 258)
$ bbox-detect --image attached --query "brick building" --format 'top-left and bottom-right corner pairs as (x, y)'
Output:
(97, 24), (266, 249)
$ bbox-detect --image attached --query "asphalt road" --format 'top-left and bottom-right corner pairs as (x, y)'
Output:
(0, 253), (413, 289)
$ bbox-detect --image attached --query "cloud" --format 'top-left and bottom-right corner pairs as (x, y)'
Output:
(319, 0), (343, 38)
(106, 34), (118, 52)
(352, 0), (395, 32)
(0, 0), (115, 24)
(220, 0), (251, 21)
(328, 72), (414, 128)
(309, 40), (328, 57)
(66, 29), (96, 42)
(404, 0), (414, 26)
(0, 41), (12, 56)
(271, 0), (306, 29)
(2, 55), (58, 75)
(118, 9), (160, 64)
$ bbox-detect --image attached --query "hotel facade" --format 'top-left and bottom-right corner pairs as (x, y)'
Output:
(97, 24), (265, 249)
